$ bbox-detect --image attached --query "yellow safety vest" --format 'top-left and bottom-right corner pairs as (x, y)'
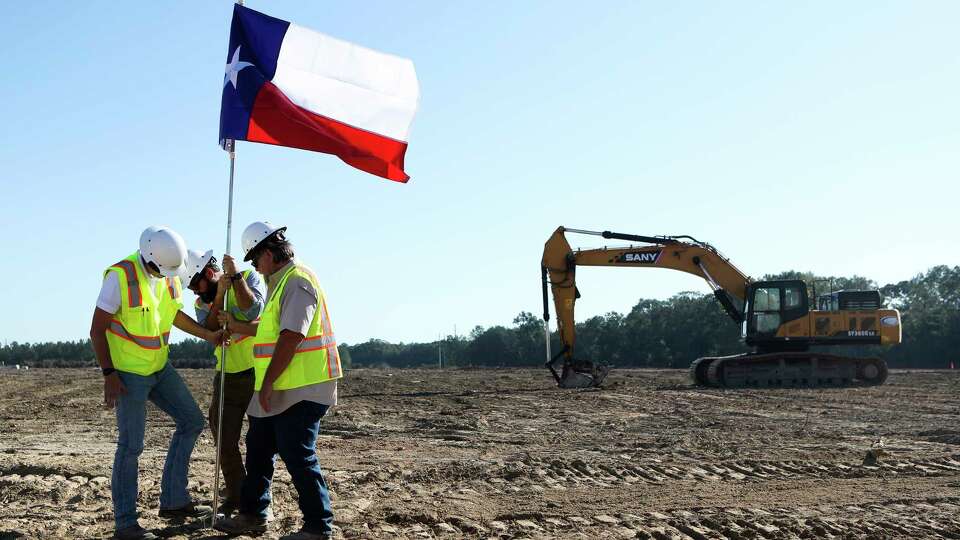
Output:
(103, 252), (182, 376)
(252, 263), (342, 391)
(200, 270), (257, 373)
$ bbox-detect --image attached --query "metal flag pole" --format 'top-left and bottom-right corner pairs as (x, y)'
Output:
(212, 1), (243, 526)
(211, 138), (236, 526)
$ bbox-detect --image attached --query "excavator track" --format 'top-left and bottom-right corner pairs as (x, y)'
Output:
(688, 357), (713, 386)
(693, 352), (888, 388)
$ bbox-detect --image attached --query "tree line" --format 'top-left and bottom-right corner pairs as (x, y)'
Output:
(0, 338), (223, 369)
(2, 266), (957, 370)
(344, 266), (959, 370)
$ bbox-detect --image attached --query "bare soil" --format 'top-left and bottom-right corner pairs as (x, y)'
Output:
(1, 367), (959, 539)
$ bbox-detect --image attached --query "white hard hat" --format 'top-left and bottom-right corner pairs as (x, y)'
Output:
(242, 221), (287, 261)
(139, 226), (187, 278)
(180, 249), (215, 287)
(139, 226), (160, 248)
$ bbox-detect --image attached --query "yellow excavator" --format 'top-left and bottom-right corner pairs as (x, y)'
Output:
(541, 227), (901, 389)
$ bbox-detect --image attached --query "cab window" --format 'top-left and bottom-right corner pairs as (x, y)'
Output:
(752, 287), (781, 334)
(754, 287), (780, 311)
(784, 286), (803, 309)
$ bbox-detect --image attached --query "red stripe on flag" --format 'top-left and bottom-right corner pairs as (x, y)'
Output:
(247, 82), (410, 182)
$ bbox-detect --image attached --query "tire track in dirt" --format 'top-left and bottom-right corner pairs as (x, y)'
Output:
(327, 453), (960, 496)
(365, 497), (960, 538)
(499, 454), (960, 489)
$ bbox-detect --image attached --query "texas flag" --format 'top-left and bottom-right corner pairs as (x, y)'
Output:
(219, 4), (419, 182)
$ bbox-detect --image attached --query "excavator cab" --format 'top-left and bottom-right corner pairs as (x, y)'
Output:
(744, 280), (810, 345)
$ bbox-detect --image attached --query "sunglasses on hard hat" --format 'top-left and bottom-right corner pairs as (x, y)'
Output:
(188, 273), (205, 291)
(249, 248), (264, 269)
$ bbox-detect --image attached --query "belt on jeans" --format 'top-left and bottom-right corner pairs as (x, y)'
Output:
(220, 368), (255, 377)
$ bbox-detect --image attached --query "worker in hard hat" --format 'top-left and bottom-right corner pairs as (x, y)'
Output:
(180, 248), (265, 517)
(89, 226), (225, 540)
(214, 222), (342, 540)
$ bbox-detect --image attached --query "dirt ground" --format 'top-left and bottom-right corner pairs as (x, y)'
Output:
(0, 367), (958, 539)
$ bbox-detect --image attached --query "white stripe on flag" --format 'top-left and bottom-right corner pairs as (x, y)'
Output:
(272, 24), (420, 142)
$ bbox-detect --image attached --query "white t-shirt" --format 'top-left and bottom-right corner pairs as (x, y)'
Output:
(96, 266), (162, 314)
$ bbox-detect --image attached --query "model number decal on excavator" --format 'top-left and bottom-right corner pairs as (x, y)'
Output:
(617, 250), (662, 264)
(848, 330), (877, 337)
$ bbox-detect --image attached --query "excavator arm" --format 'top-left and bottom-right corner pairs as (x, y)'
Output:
(541, 226), (752, 388)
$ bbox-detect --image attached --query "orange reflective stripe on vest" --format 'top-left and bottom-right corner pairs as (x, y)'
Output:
(320, 301), (341, 378)
(108, 319), (163, 350)
(253, 334), (336, 358)
(166, 277), (179, 299)
(252, 299), (337, 360)
(111, 260), (142, 308)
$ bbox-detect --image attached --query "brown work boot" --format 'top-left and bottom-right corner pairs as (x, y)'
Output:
(158, 501), (213, 521)
(214, 512), (270, 535)
(114, 524), (158, 540)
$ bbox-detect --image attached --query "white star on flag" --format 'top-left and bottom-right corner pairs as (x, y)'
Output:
(223, 46), (253, 89)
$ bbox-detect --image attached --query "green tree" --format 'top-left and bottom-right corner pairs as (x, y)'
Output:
(465, 326), (517, 366)
(512, 311), (544, 365)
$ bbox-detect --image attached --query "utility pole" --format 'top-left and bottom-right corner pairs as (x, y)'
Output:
(437, 332), (442, 369)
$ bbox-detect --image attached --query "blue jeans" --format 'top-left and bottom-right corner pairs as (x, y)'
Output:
(241, 400), (333, 534)
(112, 362), (205, 531)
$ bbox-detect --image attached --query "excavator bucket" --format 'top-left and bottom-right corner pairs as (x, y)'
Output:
(553, 358), (609, 389)
(559, 365), (609, 388)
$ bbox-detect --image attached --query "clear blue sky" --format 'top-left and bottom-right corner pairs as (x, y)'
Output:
(1, 1), (957, 346)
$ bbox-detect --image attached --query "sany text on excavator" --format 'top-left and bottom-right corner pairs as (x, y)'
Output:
(541, 227), (901, 389)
